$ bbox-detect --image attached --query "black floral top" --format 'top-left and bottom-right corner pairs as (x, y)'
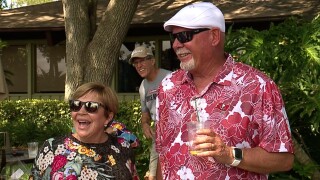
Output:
(30, 133), (139, 180)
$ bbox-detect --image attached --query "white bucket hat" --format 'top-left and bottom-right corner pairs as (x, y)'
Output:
(164, 2), (225, 32)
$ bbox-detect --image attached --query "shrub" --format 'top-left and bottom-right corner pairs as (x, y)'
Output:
(225, 16), (320, 179)
(0, 99), (71, 146)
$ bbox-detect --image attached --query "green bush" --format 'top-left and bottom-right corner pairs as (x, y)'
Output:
(115, 100), (151, 178)
(0, 99), (71, 146)
(0, 99), (150, 179)
(225, 15), (320, 179)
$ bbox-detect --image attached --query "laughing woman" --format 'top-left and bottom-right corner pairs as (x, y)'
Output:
(30, 82), (139, 180)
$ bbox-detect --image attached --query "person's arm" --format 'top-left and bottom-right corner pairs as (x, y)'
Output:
(141, 112), (154, 139)
(30, 139), (53, 179)
(128, 147), (140, 179)
(139, 81), (154, 139)
(237, 147), (293, 174)
(194, 129), (294, 174)
(156, 160), (162, 180)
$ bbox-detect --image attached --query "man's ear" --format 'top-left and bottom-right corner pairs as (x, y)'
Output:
(151, 58), (156, 66)
(210, 28), (221, 46)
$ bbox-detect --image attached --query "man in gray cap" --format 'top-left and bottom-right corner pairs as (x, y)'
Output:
(129, 45), (171, 180)
(156, 2), (294, 179)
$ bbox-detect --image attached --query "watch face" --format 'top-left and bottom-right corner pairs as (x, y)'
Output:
(234, 148), (243, 160)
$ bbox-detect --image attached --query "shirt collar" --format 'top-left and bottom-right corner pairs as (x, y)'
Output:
(181, 54), (235, 86)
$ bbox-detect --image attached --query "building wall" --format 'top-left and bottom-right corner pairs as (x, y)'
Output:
(1, 34), (178, 101)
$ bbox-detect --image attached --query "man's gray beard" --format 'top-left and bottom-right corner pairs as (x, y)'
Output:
(180, 58), (195, 71)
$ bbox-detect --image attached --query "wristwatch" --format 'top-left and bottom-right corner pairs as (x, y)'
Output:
(230, 147), (243, 167)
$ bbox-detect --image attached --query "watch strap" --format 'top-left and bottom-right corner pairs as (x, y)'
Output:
(230, 158), (241, 166)
(230, 147), (242, 167)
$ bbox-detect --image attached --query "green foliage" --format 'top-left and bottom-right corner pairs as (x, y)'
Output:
(269, 160), (320, 180)
(0, 99), (72, 146)
(292, 160), (320, 179)
(0, 39), (6, 48)
(115, 100), (151, 178)
(0, 99), (149, 179)
(225, 15), (320, 179)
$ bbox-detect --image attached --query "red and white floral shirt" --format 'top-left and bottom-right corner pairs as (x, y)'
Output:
(156, 55), (293, 180)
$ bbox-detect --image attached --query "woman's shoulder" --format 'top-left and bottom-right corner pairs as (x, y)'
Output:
(105, 120), (140, 148)
(47, 133), (71, 142)
(109, 135), (133, 152)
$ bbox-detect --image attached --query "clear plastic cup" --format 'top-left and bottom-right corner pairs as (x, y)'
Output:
(27, 142), (38, 158)
(187, 121), (210, 155)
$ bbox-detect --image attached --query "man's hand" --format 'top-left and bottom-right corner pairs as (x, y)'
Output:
(141, 112), (154, 139)
(142, 122), (154, 139)
(193, 128), (294, 174)
(192, 128), (233, 165)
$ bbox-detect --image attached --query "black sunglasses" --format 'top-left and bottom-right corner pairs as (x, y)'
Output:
(69, 100), (105, 113)
(169, 28), (210, 44)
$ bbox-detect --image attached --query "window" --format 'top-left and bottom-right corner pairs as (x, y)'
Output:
(117, 40), (179, 93)
(117, 42), (149, 93)
(161, 40), (180, 71)
(3, 39), (179, 96)
(35, 44), (66, 93)
(1, 45), (27, 93)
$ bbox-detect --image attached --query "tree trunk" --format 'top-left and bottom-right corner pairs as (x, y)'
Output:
(63, 0), (139, 100)
(293, 136), (320, 179)
(63, 0), (91, 100)
(86, 0), (139, 84)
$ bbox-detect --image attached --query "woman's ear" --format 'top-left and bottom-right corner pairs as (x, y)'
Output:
(104, 111), (114, 125)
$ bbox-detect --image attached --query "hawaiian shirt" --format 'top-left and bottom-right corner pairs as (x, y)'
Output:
(155, 54), (293, 180)
(31, 134), (139, 180)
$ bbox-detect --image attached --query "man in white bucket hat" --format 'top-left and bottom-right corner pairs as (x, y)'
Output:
(155, 2), (294, 179)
